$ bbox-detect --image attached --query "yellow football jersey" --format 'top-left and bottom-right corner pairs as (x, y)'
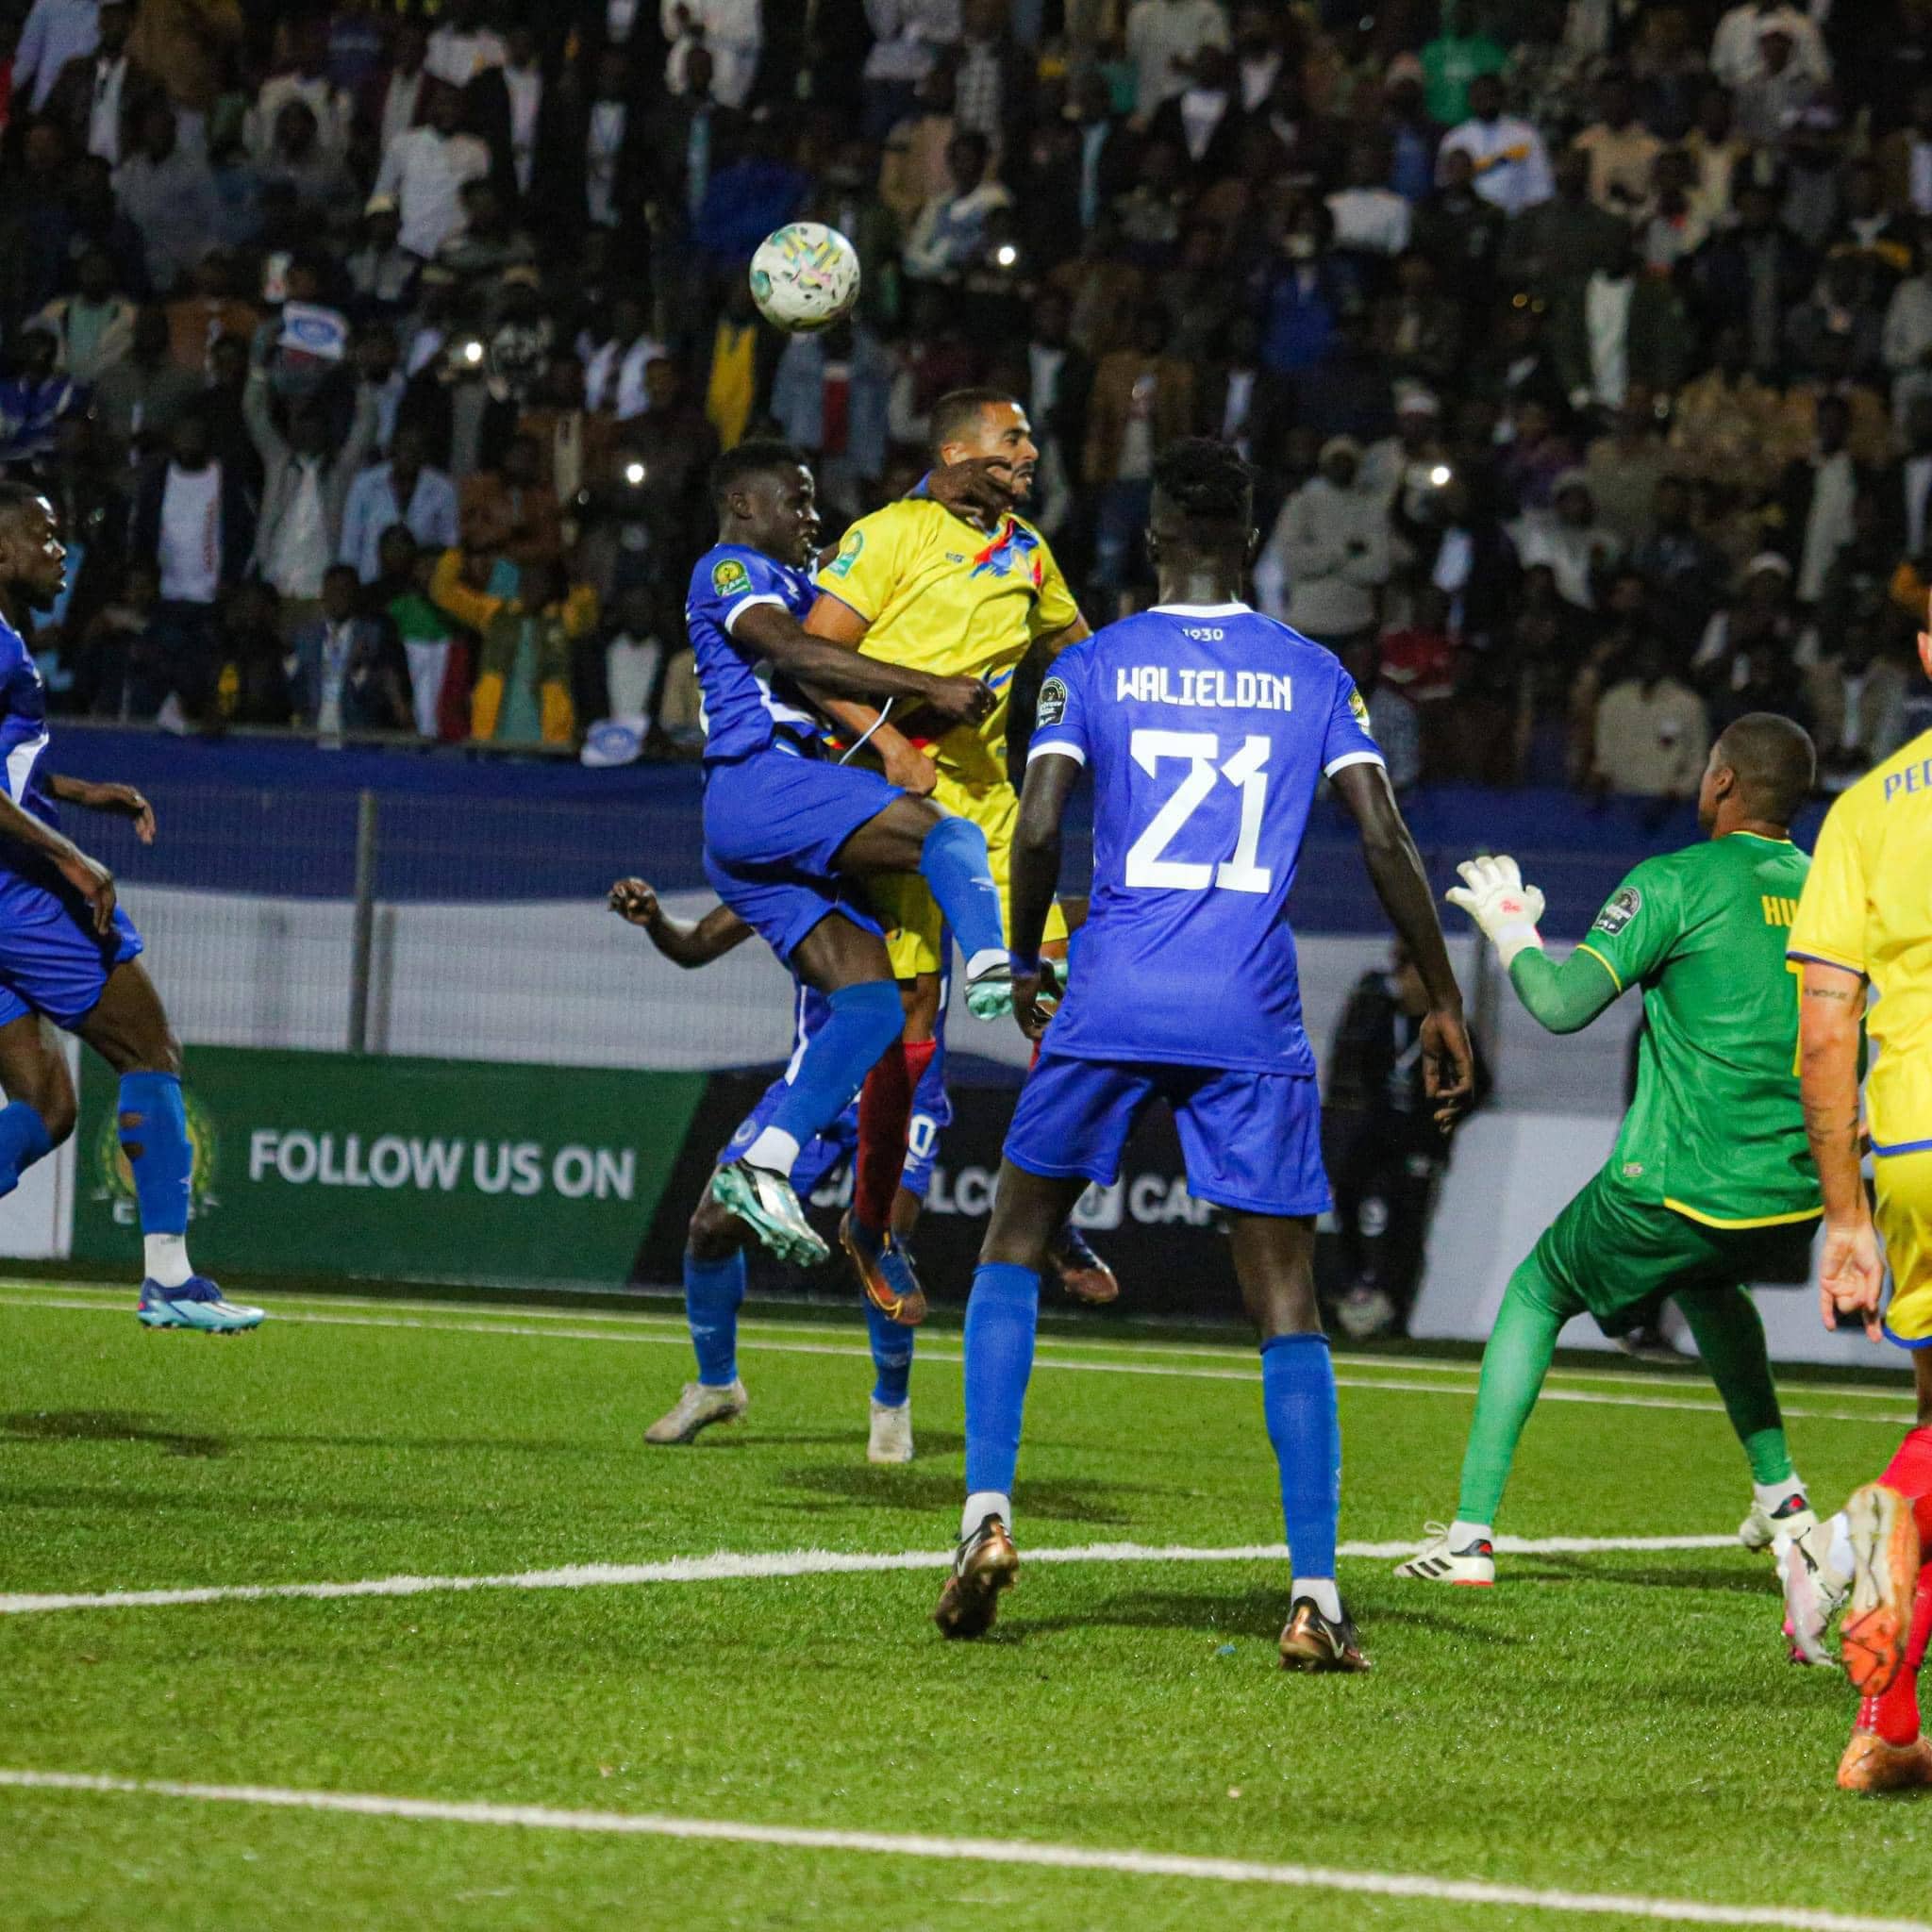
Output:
(816, 498), (1080, 788)
(1789, 729), (1932, 1156)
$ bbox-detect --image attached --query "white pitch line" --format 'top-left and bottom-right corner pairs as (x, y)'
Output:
(0, 1291), (1910, 1428)
(0, 1532), (1738, 1617)
(0, 1771), (1919, 1932)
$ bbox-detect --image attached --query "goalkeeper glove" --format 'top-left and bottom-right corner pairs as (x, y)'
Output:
(1446, 855), (1545, 969)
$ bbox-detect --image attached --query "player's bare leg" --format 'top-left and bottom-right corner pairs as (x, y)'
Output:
(1229, 1212), (1367, 1673)
(935, 1161), (1085, 1639)
(0, 1012), (78, 1188)
(647, 1193), (753, 1445)
(713, 913), (901, 1267)
(76, 961), (261, 1333)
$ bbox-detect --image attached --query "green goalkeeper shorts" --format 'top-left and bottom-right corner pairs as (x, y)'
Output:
(1524, 1168), (1819, 1339)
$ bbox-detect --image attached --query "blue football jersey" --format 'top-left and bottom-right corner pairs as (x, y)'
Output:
(686, 542), (822, 762)
(1028, 602), (1383, 1074)
(0, 615), (58, 839)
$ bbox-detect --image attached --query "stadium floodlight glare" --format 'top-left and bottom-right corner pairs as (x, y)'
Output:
(994, 244), (1019, 269)
(625, 461), (647, 488)
(1429, 464), (1452, 487)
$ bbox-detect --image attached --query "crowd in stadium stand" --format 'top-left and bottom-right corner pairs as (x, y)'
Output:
(0, 0), (1929, 786)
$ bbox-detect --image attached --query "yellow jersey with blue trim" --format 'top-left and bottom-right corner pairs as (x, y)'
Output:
(1789, 729), (1932, 1157)
(816, 497), (1080, 789)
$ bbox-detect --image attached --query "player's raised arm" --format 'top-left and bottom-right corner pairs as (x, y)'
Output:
(1447, 851), (1625, 1038)
(608, 880), (754, 970)
(1328, 761), (1474, 1127)
(735, 600), (992, 725)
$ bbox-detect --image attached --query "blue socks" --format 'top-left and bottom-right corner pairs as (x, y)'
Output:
(918, 817), (1007, 967)
(118, 1073), (191, 1234)
(864, 1299), (914, 1407)
(962, 1262), (1041, 1495)
(685, 1247), (745, 1387)
(0, 1101), (52, 1198)
(1260, 1332), (1341, 1587)
(760, 979), (904, 1167)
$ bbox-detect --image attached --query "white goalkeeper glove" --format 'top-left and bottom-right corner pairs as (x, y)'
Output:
(1446, 855), (1546, 969)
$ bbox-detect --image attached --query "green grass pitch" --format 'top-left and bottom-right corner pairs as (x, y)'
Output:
(3, 1276), (1928, 1931)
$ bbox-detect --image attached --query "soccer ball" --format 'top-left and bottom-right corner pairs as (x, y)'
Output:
(749, 223), (861, 334)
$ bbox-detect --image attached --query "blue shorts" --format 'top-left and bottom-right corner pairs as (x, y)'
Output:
(0, 874), (143, 1029)
(702, 747), (901, 965)
(1005, 1051), (1331, 1219)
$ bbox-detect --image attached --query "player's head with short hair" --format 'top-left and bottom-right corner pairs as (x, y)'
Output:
(930, 389), (1037, 507)
(0, 482), (65, 615)
(1145, 439), (1257, 602)
(1700, 711), (1816, 837)
(709, 440), (820, 567)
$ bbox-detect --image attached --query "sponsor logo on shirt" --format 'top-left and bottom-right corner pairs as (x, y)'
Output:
(828, 529), (864, 577)
(1593, 887), (1641, 937)
(1115, 665), (1294, 711)
(711, 557), (752, 598)
(1037, 676), (1068, 727)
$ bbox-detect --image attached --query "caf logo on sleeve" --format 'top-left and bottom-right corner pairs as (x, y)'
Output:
(1593, 888), (1641, 937)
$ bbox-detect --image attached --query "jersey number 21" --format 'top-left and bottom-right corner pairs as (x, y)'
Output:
(1124, 729), (1273, 894)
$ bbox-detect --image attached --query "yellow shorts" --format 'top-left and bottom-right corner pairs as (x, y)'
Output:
(871, 770), (1069, 979)
(1876, 1149), (1932, 1347)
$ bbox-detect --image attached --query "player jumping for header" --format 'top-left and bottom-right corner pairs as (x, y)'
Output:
(933, 440), (1474, 1669)
(1777, 607), (1932, 1792)
(0, 483), (260, 1331)
(686, 441), (1028, 1271)
(1397, 714), (1823, 1589)
(803, 391), (1116, 1327)
(610, 877), (947, 1464)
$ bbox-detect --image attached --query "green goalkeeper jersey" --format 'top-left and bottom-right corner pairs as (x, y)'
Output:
(1563, 831), (1821, 1228)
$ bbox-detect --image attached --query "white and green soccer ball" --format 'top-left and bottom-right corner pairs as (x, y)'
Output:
(749, 222), (861, 334)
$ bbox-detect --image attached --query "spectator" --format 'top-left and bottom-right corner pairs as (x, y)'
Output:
(114, 101), (222, 295)
(92, 303), (201, 459)
(1711, 0), (1831, 92)
(904, 130), (1011, 285)
(663, 0), (761, 112)
(1411, 143), (1506, 308)
(126, 0), (242, 144)
(1084, 301), (1193, 597)
(246, 367), (380, 635)
(1778, 390), (1870, 602)
(1807, 609), (1912, 790)
(1439, 73), (1554, 219)
(1549, 233), (1691, 416)
(345, 197), (418, 322)
(1591, 634), (1710, 802)
(1194, 313), (1282, 470)
(1379, 53), (1444, 206)
(461, 431), (565, 569)
(1372, 252), (1462, 393)
(879, 58), (960, 232)
(370, 526), (459, 740)
(1516, 471), (1620, 613)
(289, 561), (411, 733)
(166, 248), (259, 379)
(1500, 144), (1635, 300)
(1257, 435), (1391, 652)
(1257, 200), (1342, 378)
(1574, 67), (1665, 218)
(1693, 550), (1814, 691)
(33, 247), (136, 384)
(129, 407), (254, 719)
(248, 14), (353, 161)
(951, 0), (1032, 164)
(13, 0), (99, 116)
(42, 0), (157, 169)
(771, 318), (891, 523)
(642, 43), (738, 255)
(1879, 393), (1932, 563)
(340, 423), (458, 585)
(425, 0), (507, 91)
(258, 101), (358, 223)
(599, 580), (668, 727)
(363, 18), (431, 161)
(1324, 940), (1486, 1341)
(0, 327), (83, 472)
(431, 550), (595, 744)
(219, 578), (294, 725)
(1877, 83), (1932, 218)
(1689, 175), (1815, 381)
(1733, 22), (1816, 148)
(1147, 40), (1241, 184)
(692, 110), (808, 268)
(1683, 84), (1747, 225)
(1632, 473), (1731, 649)
(373, 78), (491, 263)
(1584, 391), (1672, 550)
(1326, 139), (1413, 259)
(1124, 0), (1228, 124)
(73, 558), (159, 716)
